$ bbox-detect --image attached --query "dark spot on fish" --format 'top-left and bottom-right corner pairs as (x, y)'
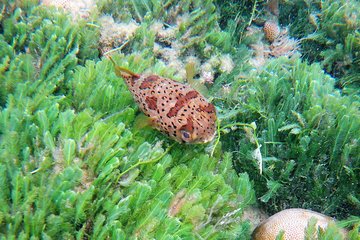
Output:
(145, 96), (157, 110)
(167, 91), (199, 118)
(139, 75), (159, 89)
(125, 74), (140, 87)
(198, 103), (216, 114)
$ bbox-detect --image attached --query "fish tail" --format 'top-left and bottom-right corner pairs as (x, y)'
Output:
(108, 56), (140, 79)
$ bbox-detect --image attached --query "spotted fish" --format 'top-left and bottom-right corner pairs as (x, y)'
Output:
(109, 57), (217, 144)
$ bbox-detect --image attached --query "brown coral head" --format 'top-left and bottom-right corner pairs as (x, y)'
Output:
(263, 20), (280, 43)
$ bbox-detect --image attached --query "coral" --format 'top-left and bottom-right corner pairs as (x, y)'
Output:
(219, 54), (235, 73)
(201, 62), (215, 84)
(40, 0), (96, 19)
(246, 23), (300, 68)
(99, 15), (139, 54)
(252, 208), (348, 239)
(151, 21), (177, 43)
(268, 28), (300, 58)
(249, 42), (267, 68)
(263, 20), (280, 43)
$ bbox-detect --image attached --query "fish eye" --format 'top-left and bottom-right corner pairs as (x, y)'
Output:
(181, 130), (191, 139)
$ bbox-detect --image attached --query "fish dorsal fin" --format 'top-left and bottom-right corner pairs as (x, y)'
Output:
(108, 56), (140, 79)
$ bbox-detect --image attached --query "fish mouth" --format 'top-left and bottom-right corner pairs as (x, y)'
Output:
(191, 132), (216, 144)
(201, 137), (216, 144)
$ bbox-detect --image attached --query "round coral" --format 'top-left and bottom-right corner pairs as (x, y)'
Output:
(252, 208), (347, 240)
(263, 21), (280, 43)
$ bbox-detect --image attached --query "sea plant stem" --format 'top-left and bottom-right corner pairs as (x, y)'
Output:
(117, 144), (173, 181)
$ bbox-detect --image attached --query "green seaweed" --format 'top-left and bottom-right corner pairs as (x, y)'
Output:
(0, 3), (255, 239)
(218, 56), (359, 220)
(280, 0), (360, 96)
(0, 0), (359, 239)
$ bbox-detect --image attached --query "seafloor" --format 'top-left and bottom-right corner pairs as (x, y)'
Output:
(0, 0), (359, 239)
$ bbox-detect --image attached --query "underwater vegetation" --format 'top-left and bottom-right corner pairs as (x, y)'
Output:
(279, 0), (360, 96)
(0, 1), (254, 239)
(216, 56), (359, 218)
(0, 0), (359, 239)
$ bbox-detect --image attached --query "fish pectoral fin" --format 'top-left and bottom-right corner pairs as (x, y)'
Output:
(133, 114), (158, 130)
(149, 116), (159, 127)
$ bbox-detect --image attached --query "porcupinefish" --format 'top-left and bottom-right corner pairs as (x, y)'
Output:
(109, 57), (217, 144)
